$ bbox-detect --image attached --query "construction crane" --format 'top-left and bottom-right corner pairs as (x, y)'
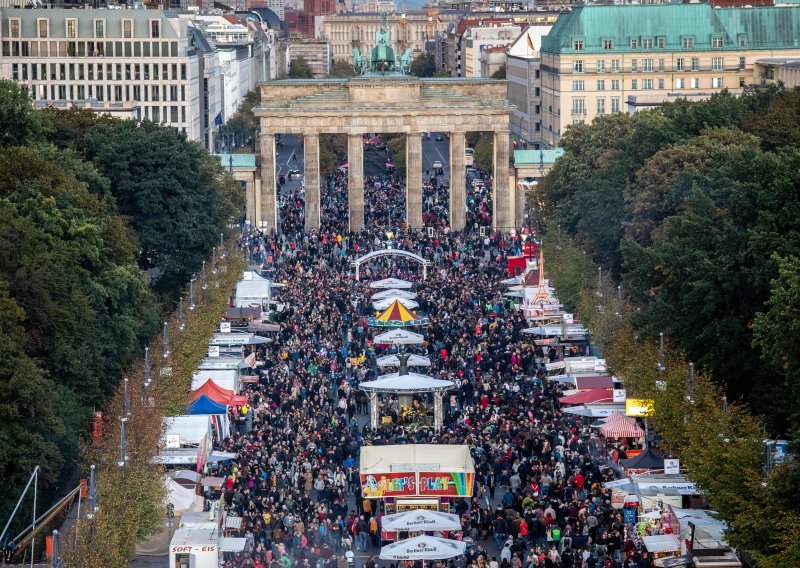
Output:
(399, 0), (409, 53)
(425, 1), (440, 41)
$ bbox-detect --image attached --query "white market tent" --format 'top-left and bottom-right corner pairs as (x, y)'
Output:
(191, 369), (239, 392)
(163, 415), (212, 446)
(209, 332), (269, 346)
(373, 297), (420, 310)
(165, 477), (203, 513)
(360, 444), (475, 476)
(372, 289), (418, 300)
(379, 535), (466, 560)
(199, 356), (253, 371)
(360, 373), (454, 393)
(523, 324), (590, 337)
(376, 354), (431, 368)
(381, 510), (462, 532)
(233, 271), (271, 307)
(641, 534), (681, 554)
(374, 329), (425, 345)
(562, 403), (625, 417)
(370, 278), (413, 289)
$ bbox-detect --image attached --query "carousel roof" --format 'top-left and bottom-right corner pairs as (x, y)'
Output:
(373, 297), (420, 311)
(370, 301), (429, 328)
(360, 372), (454, 393)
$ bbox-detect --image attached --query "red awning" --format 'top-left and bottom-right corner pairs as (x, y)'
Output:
(190, 379), (247, 406)
(574, 375), (614, 389)
(559, 388), (613, 405)
(599, 411), (644, 438)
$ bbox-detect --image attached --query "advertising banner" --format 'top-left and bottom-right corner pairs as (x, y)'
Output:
(361, 471), (474, 498)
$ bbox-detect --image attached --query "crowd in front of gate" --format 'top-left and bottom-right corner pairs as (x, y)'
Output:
(217, 168), (657, 568)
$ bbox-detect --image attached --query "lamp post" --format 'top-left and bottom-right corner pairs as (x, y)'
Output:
(118, 417), (128, 468)
(687, 362), (695, 403)
(87, 464), (97, 519)
(211, 247), (217, 274)
(657, 332), (666, 372)
(162, 321), (169, 358)
(202, 261), (208, 291)
(144, 347), (151, 387)
(596, 266), (603, 297)
(220, 233), (226, 258)
(617, 284), (622, 300)
(50, 530), (62, 568)
(178, 296), (186, 331)
(123, 378), (130, 417)
(189, 276), (196, 311)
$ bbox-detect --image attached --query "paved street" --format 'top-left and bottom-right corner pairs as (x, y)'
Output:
(276, 134), (305, 196)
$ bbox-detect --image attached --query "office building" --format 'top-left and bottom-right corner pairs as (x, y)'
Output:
(539, 4), (800, 147)
(506, 26), (550, 147)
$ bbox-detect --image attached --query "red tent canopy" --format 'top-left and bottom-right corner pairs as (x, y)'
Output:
(599, 411), (644, 438)
(559, 388), (613, 405)
(190, 379), (247, 406)
(574, 375), (614, 390)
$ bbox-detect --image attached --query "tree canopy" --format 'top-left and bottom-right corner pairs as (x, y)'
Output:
(287, 56), (314, 79)
(410, 52), (436, 78)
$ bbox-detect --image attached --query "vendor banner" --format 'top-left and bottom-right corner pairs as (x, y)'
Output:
(361, 471), (474, 498)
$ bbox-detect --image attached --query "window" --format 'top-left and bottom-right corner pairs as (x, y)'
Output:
(573, 39), (584, 51)
(123, 20), (133, 39)
(739, 77), (746, 87)
(150, 20), (160, 39)
(691, 57), (699, 71)
(94, 19), (105, 38)
(630, 38), (638, 50)
(739, 57), (746, 70)
(572, 80), (585, 91)
(631, 79), (638, 90)
(658, 59), (664, 72)
(642, 38), (653, 49)
(738, 35), (747, 47)
(643, 58), (653, 72)
(682, 37), (694, 49)
(571, 98), (585, 116)
(596, 60), (605, 72)
(712, 36), (723, 48)
(38, 19), (49, 38)
(573, 60), (584, 73)
(181, 63), (187, 80)
(658, 79), (664, 90)
(611, 97), (620, 113)
(9, 18), (20, 38)
(642, 79), (653, 90)
(657, 36), (665, 49)
(676, 77), (685, 89)
(676, 58), (685, 71)
(611, 79), (620, 90)
(611, 59), (620, 72)
(603, 39), (614, 50)
(631, 59), (638, 72)
(597, 98), (606, 115)
(691, 77), (699, 89)
(712, 57), (724, 71)
(597, 80), (605, 91)
(712, 77), (723, 88)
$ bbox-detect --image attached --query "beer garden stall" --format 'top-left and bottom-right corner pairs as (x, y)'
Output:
(360, 445), (474, 541)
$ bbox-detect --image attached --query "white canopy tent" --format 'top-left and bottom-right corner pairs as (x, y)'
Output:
(562, 403), (625, 417)
(373, 297), (420, 310)
(381, 510), (462, 532)
(641, 534), (681, 554)
(209, 332), (269, 346)
(372, 289), (418, 300)
(370, 278), (413, 289)
(376, 354), (431, 368)
(373, 329), (425, 345)
(191, 369), (239, 392)
(360, 373), (454, 393)
(379, 536), (466, 560)
(199, 356), (253, 371)
(163, 415), (212, 446)
(165, 477), (203, 513)
(234, 271), (272, 307)
(360, 444), (475, 476)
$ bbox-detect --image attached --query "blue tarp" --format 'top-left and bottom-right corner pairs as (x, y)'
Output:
(188, 394), (227, 415)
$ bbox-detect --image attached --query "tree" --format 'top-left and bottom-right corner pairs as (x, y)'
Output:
(329, 59), (355, 78)
(410, 52), (436, 78)
(288, 56), (314, 79)
(491, 64), (506, 79)
(0, 80), (46, 148)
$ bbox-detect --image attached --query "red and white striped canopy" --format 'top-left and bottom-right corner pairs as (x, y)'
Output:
(599, 411), (644, 439)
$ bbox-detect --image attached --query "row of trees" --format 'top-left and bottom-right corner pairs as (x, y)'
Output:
(0, 80), (242, 535)
(541, 237), (800, 566)
(536, 86), (800, 439)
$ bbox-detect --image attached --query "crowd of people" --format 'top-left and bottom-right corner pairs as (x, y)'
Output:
(213, 164), (656, 568)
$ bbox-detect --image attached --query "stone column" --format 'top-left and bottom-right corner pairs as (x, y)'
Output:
(253, 178), (262, 230)
(406, 133), (423, 229)
(493, 129), (512, 232)
(259, 131), (278, 232)
(515, 180), (526, 229)
(449, 131), (466, 231)
(304, 133), (320, 231)
(348, 133), (365, 232)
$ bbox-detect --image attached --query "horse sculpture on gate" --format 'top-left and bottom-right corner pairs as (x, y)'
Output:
(351, 13), (412, 76)
(352, 47), (367, 75)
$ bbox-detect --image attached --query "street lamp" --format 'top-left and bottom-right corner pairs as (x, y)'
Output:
(123, 378), (130, 417)
(686, 362), (695, 403)
(189, 275), (196, 311)
(596, 266), (603, 297)
(219, 233), (226, 258)
(211, 247), (217, 274)
(87, 465), (97, 519)
(162, 321), (169, 358)
(118, 417), (128, 468)
(657, 332), (666, 372)
(144, 347), (151, 387)
(178, 296), (186, 331)
(202, 261), (208, 291)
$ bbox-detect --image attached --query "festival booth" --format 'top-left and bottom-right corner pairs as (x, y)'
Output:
(372, 289), (418, 300)
(599, 411), (645, 440)
(369, 299), (429, 328)
(156, 415), (214, 468)
(370, 278), (414, 289)
(199, 356), (253, 372)
(233, 271), (273, 308)
(562, 403), (625, 417)
(191, 369), (239, 393)
(373, 297), (420, 311)
(377, 354), (431, 368)
(209, 332), (269, 347)
(360, 373), (453, 430)
(379, 535), (466, 561)
(360, 445), (475, 542)
(168, 509), (224, 568)
(191, 379), (247, 406)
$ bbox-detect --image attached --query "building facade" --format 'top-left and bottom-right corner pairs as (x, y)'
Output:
(506, 26), (551, 148)
(462, 24), (520, 77)
(289, 37), (331, 76)
(0, 8), (204, 140)
(540, 4), (800, 147)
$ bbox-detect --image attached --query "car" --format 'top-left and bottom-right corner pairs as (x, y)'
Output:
(435, 134), (444, 141)
(288, 169), (301, 179)
(432, 160), (443, 170)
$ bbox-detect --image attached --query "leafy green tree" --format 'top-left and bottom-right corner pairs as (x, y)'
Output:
(410, 52), (436, 77)
(0, 80), (46, 147)
(329, 59), (355, 78)
(742, 87), (800, 151)
(491, 64), (506, 79)
(288, 56), (314, 79)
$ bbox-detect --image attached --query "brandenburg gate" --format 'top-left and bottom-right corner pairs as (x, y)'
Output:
(253, 18), (515, 233)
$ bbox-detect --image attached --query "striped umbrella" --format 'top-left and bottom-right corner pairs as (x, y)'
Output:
(599, 411), (644, 439)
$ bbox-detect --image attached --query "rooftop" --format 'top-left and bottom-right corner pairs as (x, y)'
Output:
(215, 153), (257, 169)
(514, 148), (565, 166)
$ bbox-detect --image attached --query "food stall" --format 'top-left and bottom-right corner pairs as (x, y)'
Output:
(359, 445), (474, 541)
